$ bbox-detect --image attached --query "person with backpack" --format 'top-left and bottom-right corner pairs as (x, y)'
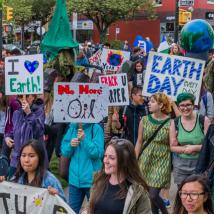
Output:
(61, 123), (104, 214)
(195, 123), (214, 205)
(170, 92), (210, 186)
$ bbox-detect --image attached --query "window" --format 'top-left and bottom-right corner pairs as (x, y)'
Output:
(154, 0), (162, 5)
(207, 0), (214, 4)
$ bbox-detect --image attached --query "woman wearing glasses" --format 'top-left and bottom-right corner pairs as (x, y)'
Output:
(173, 174), (213, 214)
(82, 138), (151, 214)
(135, 92), (171, 214)
(170, 92), (210, 186)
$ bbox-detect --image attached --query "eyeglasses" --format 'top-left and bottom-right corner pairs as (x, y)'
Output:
(178, 104), (193, 109)
(179, 191), (205, 200)
(110, 137), (130, 145)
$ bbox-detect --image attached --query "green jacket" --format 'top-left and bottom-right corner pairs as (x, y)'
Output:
(123, 183), (151, 214)
(83, 182), (151, 214)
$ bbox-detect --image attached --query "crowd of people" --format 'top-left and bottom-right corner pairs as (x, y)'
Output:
(0, 40), (214, 214)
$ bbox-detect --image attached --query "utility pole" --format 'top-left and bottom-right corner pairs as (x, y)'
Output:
(174, 0), (179, 43)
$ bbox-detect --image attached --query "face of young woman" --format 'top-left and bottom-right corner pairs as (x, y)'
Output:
(180, 181), (207, 213)
(135, 63), (143, 72)
(103, 145), (118, 176)
(178, 100), (194, 117)
(173, 46), (179, 54)
(148, 96), (162, 113)
(20, 145), (39, 174)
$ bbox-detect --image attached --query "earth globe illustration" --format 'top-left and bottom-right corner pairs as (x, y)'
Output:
(180, 19), (214, 53)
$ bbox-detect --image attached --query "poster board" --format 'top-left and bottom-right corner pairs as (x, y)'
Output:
(142, 52), (205, 104)
(99, 49), (130, 73)
(54, 83), (109, 123)
(0, 181), (75, 214)
(5, 54), (43, 95)
(99, 73), (129, 106)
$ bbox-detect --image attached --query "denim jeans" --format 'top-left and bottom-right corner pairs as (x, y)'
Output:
(69, 185), (90, 214)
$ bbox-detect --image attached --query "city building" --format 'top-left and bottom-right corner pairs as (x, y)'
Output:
(73, 0), (214, 46)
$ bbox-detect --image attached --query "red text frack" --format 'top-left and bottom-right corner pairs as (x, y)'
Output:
(100, 76), (118, 87)
(58, 85), (75, 95)
(79, 85), (103, 95)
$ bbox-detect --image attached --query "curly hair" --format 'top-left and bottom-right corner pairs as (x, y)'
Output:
(151, 92), (172, 114)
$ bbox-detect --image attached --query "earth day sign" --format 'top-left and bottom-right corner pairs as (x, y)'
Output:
(5, 54), (43, 95)
(0, 181), (75, 214)
(143, 52), (205, 104)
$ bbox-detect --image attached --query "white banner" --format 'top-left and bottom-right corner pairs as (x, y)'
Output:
(0, 181), (75, 214)
(143, 52), (205, 104)
(54, 83), (109, 123)
(99, 73), (129, 106)
(5, 54), (43, 95)
(99, 49), (130, 73)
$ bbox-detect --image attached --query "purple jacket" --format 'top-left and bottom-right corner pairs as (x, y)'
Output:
(7, 99), (45, 168)
(4, 96), (21, 136)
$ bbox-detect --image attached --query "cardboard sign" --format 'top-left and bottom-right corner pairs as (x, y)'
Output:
(143, 52), (205, 104)
(5, 54), (43, 95)
(99, 49), (130, 73)
(99, 73), (129, 106)
(54, 83), (109, 123)
(89, 49), (102, 66)
(0, 181), (75, 214)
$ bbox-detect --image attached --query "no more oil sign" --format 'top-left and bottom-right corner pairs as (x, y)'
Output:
(54, 83), (109, 123)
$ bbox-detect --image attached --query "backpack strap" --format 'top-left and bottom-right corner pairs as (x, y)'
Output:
(202, 92), (208, 113)
(174, 116), (181, 131)
(199, 114), (205, 133)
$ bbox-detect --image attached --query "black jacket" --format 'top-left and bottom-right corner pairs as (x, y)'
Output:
(195, 124), (214, 173)
(123, 103), (148, 145)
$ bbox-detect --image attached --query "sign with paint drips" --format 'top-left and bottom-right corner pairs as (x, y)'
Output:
(142, 52), (205, 104)
(54, 83), (109, 123)
(5, 54), (43, 95)
(100, 49), (130, 73)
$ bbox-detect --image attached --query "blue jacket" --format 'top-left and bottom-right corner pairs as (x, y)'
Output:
(17, 171), (65, 200)
(61, 123), (104, 188)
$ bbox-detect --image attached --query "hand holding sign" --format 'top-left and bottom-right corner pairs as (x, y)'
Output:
(21, 98), (31, 115)
(77, 128), (85, 141)
(71, 138), (80, 147)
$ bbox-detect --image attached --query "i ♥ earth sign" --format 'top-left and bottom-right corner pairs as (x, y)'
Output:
(5, 54), (43, 95)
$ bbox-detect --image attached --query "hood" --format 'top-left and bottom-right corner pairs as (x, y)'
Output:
(31, 98), (44, 112)
(129, 102), (146, 111)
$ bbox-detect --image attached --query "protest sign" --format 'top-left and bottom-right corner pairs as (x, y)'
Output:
(5, 54), (43, 95)
(99, 73), (129, 106)
(142, 52), (205, 104)
(54, 83), (109, 123)
(89, 49), (102, 66)
(99, 49), (130, 73)
(0, 181), (75, 214)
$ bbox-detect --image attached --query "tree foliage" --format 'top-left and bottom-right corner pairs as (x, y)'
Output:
(31, 0), (55, 25)
(7, 0), (32, 26)
(67, 0), (156, 42)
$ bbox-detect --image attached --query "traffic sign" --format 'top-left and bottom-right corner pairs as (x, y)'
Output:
(179, 0), (194, 6)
